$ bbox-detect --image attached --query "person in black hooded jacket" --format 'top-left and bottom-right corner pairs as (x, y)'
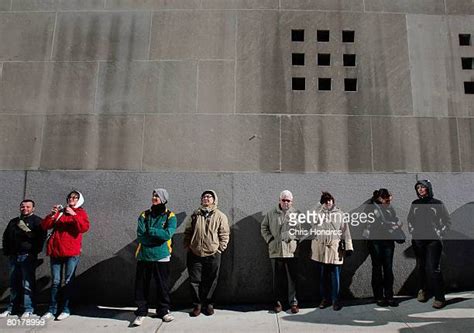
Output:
(407, 180), (451, 309)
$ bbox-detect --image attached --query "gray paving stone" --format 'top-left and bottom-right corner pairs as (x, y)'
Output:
(0, 12), (54, 61)
(0, 62), (96, 114)
(12, 0), (105, 10)
(52, 11), (150, 61)
(105, 0), (200, 10)
(142, 114), (280, 172)
(280, 115), (372, 172)
(201, 0), (278, 9)
(96, 61), (197, 114)
(150, 10), (236, 60)
(364, 0), (445, 14)
(280, 0), (364, 11)
(458, 118), (474, 172)
(198, 60), (235, 114)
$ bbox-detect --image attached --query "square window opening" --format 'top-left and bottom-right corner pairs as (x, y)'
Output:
(342, 30), (355, 43)
(318, 78), (331, 91)
(465, 82), (474, 94)
(343, 54), (356, 67)
(292, 53), (305, 66)
(318, 53), (331, 66)
(344, 78), (358, 92)
(461, 57), (473, 70)
(292, 29), (305, 42)
(459, 34), (471, 46)
(317, 30), (330, 42)
(292, 77), (305, 91)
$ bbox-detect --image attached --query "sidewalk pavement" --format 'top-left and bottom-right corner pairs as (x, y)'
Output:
(1, 291), (473, 333)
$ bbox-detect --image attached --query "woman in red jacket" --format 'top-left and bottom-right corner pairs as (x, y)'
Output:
(40, 191), (90, 321)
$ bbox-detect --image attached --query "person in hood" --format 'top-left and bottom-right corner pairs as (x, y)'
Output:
(1, 199), (46, 319)
(311, 192), (353, 311)
(183, 190), (230, 317)
(40, 190), (90, 321)
(407, 180), (451, 309)
(132, 189), (177, 326)
(260, 190), (300, 314)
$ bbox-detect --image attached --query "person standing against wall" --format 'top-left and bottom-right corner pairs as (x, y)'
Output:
(408, 180), (451, 309)
(184, 190), (230, 317)
(261, 190), (300, 314)
(132, 189), (177, 326)
(1, 199), (46, 318)
(40, 191), (90, 321)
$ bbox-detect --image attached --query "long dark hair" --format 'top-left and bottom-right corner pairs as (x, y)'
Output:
(372, 188), (391, 203)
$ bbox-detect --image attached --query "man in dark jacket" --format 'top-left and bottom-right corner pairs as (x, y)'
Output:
(407, 180), (451, 309)
(1, 199), (46, 318)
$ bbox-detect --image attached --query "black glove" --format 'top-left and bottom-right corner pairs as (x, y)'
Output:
(345, 250), (353, 257)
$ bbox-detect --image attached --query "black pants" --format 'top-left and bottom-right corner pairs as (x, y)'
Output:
(412, 239), (445, 301)
(187, 251), (221, 306)
(368, 240), (395, 300)
(271, 258), (298, 306)
(134, 261), (171, 317)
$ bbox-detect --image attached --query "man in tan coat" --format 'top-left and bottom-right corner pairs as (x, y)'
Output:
(183, 190), (230, 317)
(261, 190), (300, 314)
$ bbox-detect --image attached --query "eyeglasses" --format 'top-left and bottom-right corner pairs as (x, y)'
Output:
(152, 193), (160, 198)
(281, 199), (292, 203)
(202, 195), (213, 199)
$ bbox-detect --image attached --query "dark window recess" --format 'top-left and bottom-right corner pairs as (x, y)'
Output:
(317, 53), (331, 66)
(461, 57), (473, 70)
(292, 53), (305, 66)
(344, 78), (358, 92)
(342, 30), (355, 43)
(292, 77), (305, 90)
(459, 34), (471, 46)
(343, 54), (356, 67)
(317, 30), (330, 42)
(318, 78), (331, 91)
(292, 29), (304, 42)
(465, 82), (474, 94)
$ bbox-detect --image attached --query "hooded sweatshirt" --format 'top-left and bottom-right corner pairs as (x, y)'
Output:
(407, 180), (451, 240)
(41, 191), (90, 257)
(183, 190), (230, 257)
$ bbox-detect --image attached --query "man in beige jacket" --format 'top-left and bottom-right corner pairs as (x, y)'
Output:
(183, 190), (230, 317)
(261, 190), (300, 314)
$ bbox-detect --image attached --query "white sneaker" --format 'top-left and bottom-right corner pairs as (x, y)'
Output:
(41, 312), (54, 320)
(56, 312), (70, 321)
(0, 310), (11, 318)
(132, 316), (145, 326)
(162, 313), (174, 322)
(20, 312), (33, 319)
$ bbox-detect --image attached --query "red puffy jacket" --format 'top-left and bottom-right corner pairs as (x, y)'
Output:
(41, 208), (90, 257)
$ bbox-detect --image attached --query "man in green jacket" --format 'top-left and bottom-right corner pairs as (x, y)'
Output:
(133, 189), (177, 326)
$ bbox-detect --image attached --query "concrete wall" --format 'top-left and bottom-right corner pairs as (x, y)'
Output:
(0, 0), (473, 306)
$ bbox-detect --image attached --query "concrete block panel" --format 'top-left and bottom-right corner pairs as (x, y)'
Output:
(0, 172), (26, 239)
(0, 62), (96, 114)
(446, 15), (474, 117)
(0, 13), (54, 61)
(142, 114), (280, 172)
(236, 11), (412, 115)
(12, 0), (105, 10)
(364, 0), (445, 14)
(105, 0), (200, 10)
(150, 10), (236, 60)
(198, 60), (235, 114)
(0, 115), (43, 169)
(53, 12), (150, 61)
(280, 0), (364, 11)
(281, 115), (372, 172)
(40, 115), (144, 170)
(458, 118), (474, 172)
(446, 0), (474, 14)
(407, 15), (449, 117)
(201, 0), (278, 9)
(0, 0), (10, 11)
(96, 61), (197, 114)
(372, 117), (460, 172)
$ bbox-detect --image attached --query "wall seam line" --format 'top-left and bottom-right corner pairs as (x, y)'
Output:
(140, 114), (146, 172)
(49, 11), (58, 60)
(456, 117), (463, 172)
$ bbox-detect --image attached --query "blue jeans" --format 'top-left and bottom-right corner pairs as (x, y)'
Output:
(317, 262), (341, 303)
(368, 240), (395, 300)
(8, 254), (37, 313)
(48, 256), (80, 314)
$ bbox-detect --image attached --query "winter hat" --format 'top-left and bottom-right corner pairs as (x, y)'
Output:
(153, 188), (169, 204)
(201, 190), (215, 200)
(67, 190), (84, 208)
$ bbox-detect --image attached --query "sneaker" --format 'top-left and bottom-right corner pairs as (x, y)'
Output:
(387, 299), (399, 307)
(318, 299), (331, 309)
(376, 299), (388, 307)
(132, 316), (145, 326)
(56, 312), (70, 321)
(0, 310), (11, 318)
(417, 289), (428, 303)
(41, 312), (54, 320)
(162, 313), (174, 322)
(206, 304), (215, 316)
(333, 302), (342, 311)
(274, 301), (282, 313)
(290, 304), (299, 314)
(20, 312), (33, 319)
(432, 300), (446, 309)
(190, 304), (201, 317)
